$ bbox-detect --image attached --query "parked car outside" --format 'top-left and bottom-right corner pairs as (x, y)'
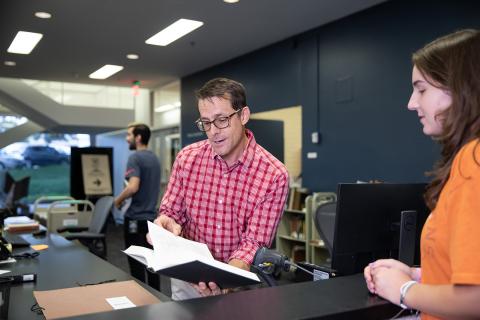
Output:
(23, 146), (70, 167)
(0, 150), (25, 170)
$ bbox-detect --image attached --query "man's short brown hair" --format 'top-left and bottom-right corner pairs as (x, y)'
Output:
(195, 78), (247, 111)
(127, 122), (151, 145)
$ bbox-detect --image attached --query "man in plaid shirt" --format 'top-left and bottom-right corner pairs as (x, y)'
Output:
(153, 78), (289, 300)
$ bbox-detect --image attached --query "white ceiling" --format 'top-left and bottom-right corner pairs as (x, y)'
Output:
(0, 0), (387, 89)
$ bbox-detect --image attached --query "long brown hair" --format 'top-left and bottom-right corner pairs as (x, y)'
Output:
(413, 29), (480, 210)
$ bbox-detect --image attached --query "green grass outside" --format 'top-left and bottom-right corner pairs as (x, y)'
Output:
(10, 164), (70, 203)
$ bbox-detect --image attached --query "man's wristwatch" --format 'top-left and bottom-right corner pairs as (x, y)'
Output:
(399, 280), (417, 309)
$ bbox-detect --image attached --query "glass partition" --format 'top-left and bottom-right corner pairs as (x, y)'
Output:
(21, 79), (149, 110)
(1, 133), (90, 205)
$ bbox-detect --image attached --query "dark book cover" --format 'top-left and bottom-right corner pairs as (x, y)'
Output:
(150, 260), (261, 289)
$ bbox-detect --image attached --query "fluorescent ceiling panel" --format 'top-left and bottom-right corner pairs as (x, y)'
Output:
(7, 31), (43, 54)
(155, 102), (180, 113)
(35, 12), (52, 19)
(146, 19), (204, 46)
(89, 64), (124, 79)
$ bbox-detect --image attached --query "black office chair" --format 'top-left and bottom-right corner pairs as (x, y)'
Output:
(314, 201), (337, 260)
(57, 196), (114, 259)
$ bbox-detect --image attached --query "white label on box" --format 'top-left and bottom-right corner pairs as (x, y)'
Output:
(23, 274), (35, 281)
(63, 219), (78, 226)
(313, 269), (330, 281)
(106, 296), (136, 310)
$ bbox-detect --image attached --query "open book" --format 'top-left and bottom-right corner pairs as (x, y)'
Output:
(123, 221), (261, 288)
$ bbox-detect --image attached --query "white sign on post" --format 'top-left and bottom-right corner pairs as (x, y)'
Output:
(81, 154), (112, 195)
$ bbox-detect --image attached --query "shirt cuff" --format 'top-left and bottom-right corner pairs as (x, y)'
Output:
(228, 241), (261, 265)
(159, 208), (186, 226)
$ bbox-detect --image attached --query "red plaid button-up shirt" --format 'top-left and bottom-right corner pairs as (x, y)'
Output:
(159, 130), (289, 264)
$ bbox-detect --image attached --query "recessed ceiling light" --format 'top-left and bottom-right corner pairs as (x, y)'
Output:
(4, 61), (16, 66)
(35, 12), (52, 19)
(89, 64), (124, 79)
(224, 0), (239, 3)
(126, 54), (139, 60)
(7, 31), (43, 54)
(146, 18), (204, 46)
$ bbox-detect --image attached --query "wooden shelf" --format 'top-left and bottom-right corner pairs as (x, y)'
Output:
(275, 192), (337, 265)
(278, 235), (307, 243)
(275, 206), (311, 262)
(284, 209), (305, 215)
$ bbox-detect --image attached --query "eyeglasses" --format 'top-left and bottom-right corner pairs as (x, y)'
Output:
(195, 108), (243, 132)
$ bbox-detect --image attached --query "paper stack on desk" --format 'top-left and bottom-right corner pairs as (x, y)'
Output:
(124, 221), (261, 288)
(3, 216), (39, 232)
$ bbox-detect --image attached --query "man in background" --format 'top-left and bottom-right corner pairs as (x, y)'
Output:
(115, 123), (161, 289)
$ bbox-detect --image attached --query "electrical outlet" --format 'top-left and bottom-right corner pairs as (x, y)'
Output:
(311, 132), (319, 144)
(307, 152), (317, 159)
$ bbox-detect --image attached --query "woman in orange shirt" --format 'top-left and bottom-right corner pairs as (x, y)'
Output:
(364, 29), (480, 319)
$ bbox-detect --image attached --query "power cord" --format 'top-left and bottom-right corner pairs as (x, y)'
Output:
(285, 260), (315, 276)
(75, 279), (116, 286)
(30, 302), (45, 316)
(11, 251), (39, 259)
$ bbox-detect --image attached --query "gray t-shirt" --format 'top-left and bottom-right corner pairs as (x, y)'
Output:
(124, 150), (161, 220)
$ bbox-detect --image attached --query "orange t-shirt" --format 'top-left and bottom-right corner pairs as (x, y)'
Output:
(420, 139), (480, 320)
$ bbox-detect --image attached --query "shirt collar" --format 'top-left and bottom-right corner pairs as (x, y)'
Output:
(210, 129), (257, 170)
(238, 129), (256, 169)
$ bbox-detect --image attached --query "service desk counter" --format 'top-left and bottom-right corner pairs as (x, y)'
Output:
(6, 232), (169, 319)
(7, 232), (400, 320)
(68, 273), (400, 320)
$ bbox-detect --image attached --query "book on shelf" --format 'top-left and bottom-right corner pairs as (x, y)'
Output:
(289, 217), (304, 239)
(123, 222), (261, 289)
(309, 239), (325, 247)
(288, 187), (309, 211)
(291, 245), (306, 262)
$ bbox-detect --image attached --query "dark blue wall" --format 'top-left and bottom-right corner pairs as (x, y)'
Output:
(181, 0), (480, 192)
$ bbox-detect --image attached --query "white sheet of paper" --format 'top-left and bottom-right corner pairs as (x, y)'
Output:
(106, 296), (136, 310)
(0, 270), (10, 275)
(0, 258), (16, 264)
(124, 246), (153, 267)
(148, 221), (213, 260)
(4, 216), (34, 225)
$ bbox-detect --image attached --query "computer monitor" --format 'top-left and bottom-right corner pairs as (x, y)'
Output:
(331, 183), (429, 276)
(4, 174), (30, 209)
(3, 172), (14, 194)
